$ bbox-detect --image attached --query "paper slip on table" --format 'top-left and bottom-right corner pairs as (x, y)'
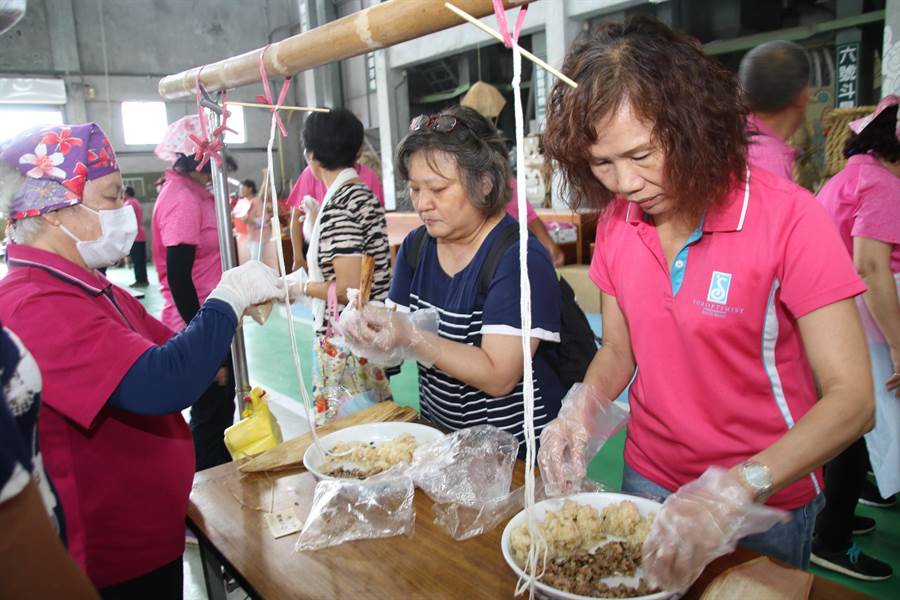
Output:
(188, 458), (873, 600)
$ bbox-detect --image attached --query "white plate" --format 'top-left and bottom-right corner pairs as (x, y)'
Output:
(302, 421), (444, 481)
(501, 492), (675, 600)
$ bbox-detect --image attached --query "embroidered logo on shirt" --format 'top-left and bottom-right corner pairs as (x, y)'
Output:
(706, 271), (732, 305)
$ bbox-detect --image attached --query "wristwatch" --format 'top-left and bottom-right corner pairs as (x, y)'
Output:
(738, 460), (773, 501)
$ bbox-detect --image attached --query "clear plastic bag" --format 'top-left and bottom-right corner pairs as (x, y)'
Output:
(337, 302), (441, 368)
(294, 475), (415, 552)
(410, 425), (519, 507)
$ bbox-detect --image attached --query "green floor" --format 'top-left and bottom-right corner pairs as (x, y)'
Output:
(107, 265), (900, 599)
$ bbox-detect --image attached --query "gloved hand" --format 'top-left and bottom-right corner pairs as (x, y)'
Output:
(338, 304), (440, 367)
(301, 195), (318, 240)
(537, 384), (629, 497)
(207, 260), (283, 320)
(284, 267), (312, 307)
(642, 467), (790, 591)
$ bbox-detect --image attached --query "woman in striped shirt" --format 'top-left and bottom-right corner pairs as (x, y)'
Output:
(289, 108), (391, 336)
(343, 106), (564, 450)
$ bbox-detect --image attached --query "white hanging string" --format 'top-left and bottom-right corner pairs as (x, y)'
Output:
(263, 112), (323, 453)
(255, 169), (272, 261)
(509, 39), (540, 600)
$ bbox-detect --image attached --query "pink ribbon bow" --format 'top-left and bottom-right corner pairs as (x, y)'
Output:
(256, 45), (293, 138)
(191, 69), (237, 172)
(491, 0), (528, 47)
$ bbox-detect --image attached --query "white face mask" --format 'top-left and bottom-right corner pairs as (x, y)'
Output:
(59, 204), (138, 269)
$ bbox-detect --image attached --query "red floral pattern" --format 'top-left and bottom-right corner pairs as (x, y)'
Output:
(40, 128), (84, 155)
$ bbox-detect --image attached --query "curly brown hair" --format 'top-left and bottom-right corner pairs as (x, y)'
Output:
(544, 16), (747, 219)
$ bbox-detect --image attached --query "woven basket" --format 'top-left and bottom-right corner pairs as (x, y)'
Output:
(822, 105), (874, 176)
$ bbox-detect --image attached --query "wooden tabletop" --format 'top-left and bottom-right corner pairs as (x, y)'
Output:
(188, 460), (872, 600)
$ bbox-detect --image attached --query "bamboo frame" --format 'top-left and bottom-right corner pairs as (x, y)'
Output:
(225, 101), (329, 113)
(158, 0), (534, 100)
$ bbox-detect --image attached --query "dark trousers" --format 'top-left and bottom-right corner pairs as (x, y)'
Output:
(130, 240), (149, 284)
(191, 360), (236, 471)
(99, 556), (183, 600)
(814, 436), (868, 551)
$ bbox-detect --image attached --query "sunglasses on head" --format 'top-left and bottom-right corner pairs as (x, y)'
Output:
(409, 114), (468, 133)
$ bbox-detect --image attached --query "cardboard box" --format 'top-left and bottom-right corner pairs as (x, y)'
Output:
(558, 265), (601, 314)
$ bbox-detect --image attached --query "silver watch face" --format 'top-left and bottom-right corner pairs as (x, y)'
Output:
(742, 462), (772, 491)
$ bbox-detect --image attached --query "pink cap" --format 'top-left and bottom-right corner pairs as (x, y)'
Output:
(848, 95), (899, 137)
(154, 115), (203, 163)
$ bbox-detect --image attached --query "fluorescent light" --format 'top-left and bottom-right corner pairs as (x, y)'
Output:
(121, 101), (169, 145)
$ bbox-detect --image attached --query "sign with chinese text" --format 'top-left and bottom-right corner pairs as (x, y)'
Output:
(835, 42), (860, 108)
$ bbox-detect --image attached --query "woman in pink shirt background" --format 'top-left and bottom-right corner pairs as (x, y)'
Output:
(816, 97), (900, 580)
(152, 151), (239, 471)
(738, 40), (809, 181)
(539, 17), (873, 591)
(122, 186), (148, 288)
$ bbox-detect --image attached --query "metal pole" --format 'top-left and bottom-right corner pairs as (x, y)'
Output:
(206, 107), (252, 400)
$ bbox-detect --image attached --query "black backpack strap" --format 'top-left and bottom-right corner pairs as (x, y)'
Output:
(405, 225), (429, 273)
(478, 223), (520, 296)
(405, 221), (519, 295)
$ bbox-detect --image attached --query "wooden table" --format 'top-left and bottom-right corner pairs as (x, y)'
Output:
(188, 462), (871, 600)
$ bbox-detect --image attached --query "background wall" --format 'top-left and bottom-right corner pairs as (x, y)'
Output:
(0, 0), (307, 195)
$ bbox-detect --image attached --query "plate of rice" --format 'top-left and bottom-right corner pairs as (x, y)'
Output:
(303, 421), (443, 480)
(501, 493), (675, 600)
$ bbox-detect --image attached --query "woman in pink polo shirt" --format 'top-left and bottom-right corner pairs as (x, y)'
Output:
(152, 148), (241, 471)
(538, 17), (874, 591)
(815, 97), (899, 580)
(0, 123), (282, 598)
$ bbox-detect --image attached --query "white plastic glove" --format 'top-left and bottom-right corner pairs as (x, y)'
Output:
(338, 304), (440, 367)
(301, 195), (318, 240)
(207, 260), (283, 320)
(642, 467), (791, 591)
(283, 267), (316, 309)
(537, 384), (629, 497)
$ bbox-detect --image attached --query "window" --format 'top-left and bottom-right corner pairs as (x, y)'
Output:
(121, 101), (168, 145)
(0, 106), (64, 140)
(366, 52), (377, 92)
(224, 104), (246, 144)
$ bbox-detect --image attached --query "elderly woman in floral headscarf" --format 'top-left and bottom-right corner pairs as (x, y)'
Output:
(0, 123), (282, 599)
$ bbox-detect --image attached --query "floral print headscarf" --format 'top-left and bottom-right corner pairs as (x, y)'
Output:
(0, 123), (119, 220)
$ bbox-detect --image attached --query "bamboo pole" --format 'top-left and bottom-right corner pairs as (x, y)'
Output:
(158, 0), (534, 100)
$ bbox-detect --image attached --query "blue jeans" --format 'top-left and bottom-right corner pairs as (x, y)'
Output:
(622, 464), (824, 569)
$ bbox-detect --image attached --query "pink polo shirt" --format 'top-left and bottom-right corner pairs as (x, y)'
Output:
(747, 114), (796, 181)
(590, 167), (864, 510)
(0, 244), (194, 588)
(152, 168), (223, 331)
(123, 196), (146, 242)
(818, 153), (900, 342)
(287, 164), (385, 207)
